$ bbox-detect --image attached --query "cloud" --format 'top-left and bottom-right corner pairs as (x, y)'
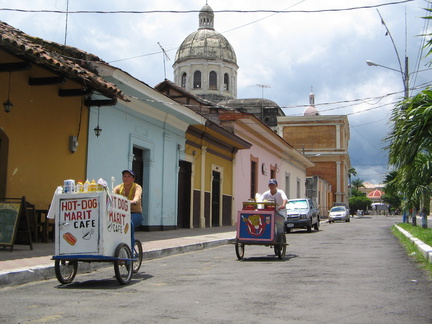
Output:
(1, 0), (430, 185)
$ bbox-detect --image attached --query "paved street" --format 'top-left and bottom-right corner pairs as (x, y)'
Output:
(1, 216), (432, 324)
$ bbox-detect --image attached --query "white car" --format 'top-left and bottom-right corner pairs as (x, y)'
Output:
(328, 206), (350, 223)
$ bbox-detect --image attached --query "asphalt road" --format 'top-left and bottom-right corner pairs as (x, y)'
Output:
(1, 216), (432, 324)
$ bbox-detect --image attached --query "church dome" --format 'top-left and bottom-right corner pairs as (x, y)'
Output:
(304, 91), (320, 116)
(174, 4), (237, 65)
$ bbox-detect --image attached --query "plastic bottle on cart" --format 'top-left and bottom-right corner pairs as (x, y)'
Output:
(83, 179), (90, 193)
(89, 179), (97, 192)
(76, 181), (83, 193)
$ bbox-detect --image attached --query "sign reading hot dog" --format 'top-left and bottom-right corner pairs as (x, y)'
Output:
(107, 195), (130, 234)
(61, 198), (98, 229)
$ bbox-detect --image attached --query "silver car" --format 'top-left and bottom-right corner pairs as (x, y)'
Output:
(328, 206), (350, 223)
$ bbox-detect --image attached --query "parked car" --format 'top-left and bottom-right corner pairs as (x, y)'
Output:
(328, 206), (350, 223)
(285, 198), (320, 233)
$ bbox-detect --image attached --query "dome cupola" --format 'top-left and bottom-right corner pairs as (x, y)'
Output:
(304, 91), (320, 116)
(173, 3), (238, 103)
(199, 4), (214, 30)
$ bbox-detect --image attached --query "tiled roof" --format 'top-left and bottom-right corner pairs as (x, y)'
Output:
(0, 20), (125, 101)
(367, 190), (384, 198)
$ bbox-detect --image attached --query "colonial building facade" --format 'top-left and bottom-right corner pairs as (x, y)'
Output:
(277, 93), (351, 208)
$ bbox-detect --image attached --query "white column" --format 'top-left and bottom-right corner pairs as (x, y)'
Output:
(200, 146), (207, 228)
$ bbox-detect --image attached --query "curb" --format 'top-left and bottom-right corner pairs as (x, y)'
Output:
(0, 237), (235, 288)
(394, 225), (432, 262)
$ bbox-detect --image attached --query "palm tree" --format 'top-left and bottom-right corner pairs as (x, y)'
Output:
(386, 89), (432, 169)
(385, 8), (432, 227)
(348, 168), (357, 198)
(348, 167), (357, 179)
(351, 178), (365, 191)
(387, 105), (432, 227)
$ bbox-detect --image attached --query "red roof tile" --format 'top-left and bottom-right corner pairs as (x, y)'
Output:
(0, 20), (125, 102)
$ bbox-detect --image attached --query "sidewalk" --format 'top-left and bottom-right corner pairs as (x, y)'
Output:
(0, 226), (237, 288)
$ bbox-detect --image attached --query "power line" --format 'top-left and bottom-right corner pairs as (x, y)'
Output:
(0, 1), (414, 15)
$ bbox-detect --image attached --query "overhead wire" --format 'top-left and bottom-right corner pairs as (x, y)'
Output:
(0, 1), (414, 15)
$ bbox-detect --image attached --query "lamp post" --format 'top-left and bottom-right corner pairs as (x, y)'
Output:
(366, 56), (409, 98)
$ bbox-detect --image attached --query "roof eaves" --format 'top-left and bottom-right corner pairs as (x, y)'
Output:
(0, 20), (126, 102)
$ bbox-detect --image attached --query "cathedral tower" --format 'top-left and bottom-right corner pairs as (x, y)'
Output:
(173, 3), (238, 103)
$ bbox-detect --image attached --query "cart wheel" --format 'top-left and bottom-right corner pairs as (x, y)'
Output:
(132, 239), (143, 273)
(274, 234), (287, 260)
(235, 242), (245, 260)
(114, 243), (132, 285)
(54, 260), (78, 284)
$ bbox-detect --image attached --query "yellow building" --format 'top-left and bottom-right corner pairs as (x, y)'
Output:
(156, 80), (251, 227)
(0, 21), (123, 210)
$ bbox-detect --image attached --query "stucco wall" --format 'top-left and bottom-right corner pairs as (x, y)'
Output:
(87, 104), (185, 228)
(1, 64), (88, 209)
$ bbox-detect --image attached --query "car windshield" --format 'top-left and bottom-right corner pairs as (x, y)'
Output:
(287, 200), (308, 210)
(331, 207), (345, 212)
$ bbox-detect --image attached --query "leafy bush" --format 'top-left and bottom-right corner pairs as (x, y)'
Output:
(349, 196), (372, 213)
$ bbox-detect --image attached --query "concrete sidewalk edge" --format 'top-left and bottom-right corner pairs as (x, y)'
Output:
(0, 237), (235, 288)
(394, 225), (432, 262)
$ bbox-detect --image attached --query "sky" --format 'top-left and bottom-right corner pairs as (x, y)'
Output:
(1, 0), (431, 185)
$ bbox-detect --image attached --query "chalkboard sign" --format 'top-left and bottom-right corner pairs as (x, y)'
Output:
(0, 197), (33, 251)
(0, 202), (20, 245)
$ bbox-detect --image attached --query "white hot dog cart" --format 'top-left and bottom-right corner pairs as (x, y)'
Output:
(51, 191), (136, 285)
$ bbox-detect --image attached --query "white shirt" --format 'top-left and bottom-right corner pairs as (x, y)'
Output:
(261, 189), (288, 218)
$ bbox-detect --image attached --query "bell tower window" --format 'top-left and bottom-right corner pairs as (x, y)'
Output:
(223, 73), (229, 91)
(209, 71), (217, 90)
(193, 71), (201, 89)
(181, 73), (187, 88)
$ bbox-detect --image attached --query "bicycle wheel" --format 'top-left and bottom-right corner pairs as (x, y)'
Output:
(274, 234), (287, 260)
(235, 242), (245, 260)
(132, 239), (143, 273)
(114, 243), (132, 285)
(54, 260), (78, 284)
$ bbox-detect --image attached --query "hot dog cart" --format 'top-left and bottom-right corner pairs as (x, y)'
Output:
(51, 190), (139, 285)
(235, 201), (287, 260)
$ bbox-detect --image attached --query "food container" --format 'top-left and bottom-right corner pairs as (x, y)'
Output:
(63, 179), (75, 193)
(243, 201), (256, 210)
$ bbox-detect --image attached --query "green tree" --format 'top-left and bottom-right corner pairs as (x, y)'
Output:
(382, 170), (402, 213)
(385, 7), (432, 228)
(386, 93), (432, 227)
(348, 167), (357, 198)
(348, 167), (357, 180)
(351, 188), (366, 197)
(349, 196), (372, 213)
(351, 178), (365, 191)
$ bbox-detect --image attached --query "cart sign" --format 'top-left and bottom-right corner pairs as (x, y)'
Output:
(58, 196), (101, 254)
(56, 192), (131, 256)
(237, 211), (275, 242)
(108, 195), (130, 234)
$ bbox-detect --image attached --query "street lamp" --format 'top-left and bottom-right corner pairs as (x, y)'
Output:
(366, 57), (409, 98)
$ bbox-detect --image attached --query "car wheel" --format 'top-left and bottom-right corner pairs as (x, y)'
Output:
(286, 227), (291, 233)
(314, 218), (320, 231)
(307, 225), (312, 233)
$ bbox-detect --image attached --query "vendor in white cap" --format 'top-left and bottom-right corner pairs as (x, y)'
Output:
(113, 169), (143, 239)
(261, 179), (287, 218)
(262, 179), (288, 238)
